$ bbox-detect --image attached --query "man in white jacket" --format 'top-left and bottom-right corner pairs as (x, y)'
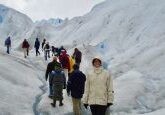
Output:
(83, 57), (114, 115)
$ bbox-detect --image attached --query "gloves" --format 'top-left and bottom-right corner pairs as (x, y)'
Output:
(107, 103), (113, 107)
(84, 104), (88, 109)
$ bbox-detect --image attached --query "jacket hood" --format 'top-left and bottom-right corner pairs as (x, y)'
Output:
(92, 56), (102, 66)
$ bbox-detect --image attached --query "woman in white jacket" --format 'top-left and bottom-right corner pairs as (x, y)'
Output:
(83, 57), (114, 115)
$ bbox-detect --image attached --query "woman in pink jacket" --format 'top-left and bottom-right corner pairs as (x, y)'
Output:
(83, 57), (114, 115)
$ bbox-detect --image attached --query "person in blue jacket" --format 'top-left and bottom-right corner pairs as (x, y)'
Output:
(5, 36), (11, 54)
(34, 38), (40, 56)
(67, 64), (86, 115)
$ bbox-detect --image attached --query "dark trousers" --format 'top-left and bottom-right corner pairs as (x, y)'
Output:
(27, 48), (29, 56)
(35, 48), (40, 56)
(90, 105), (107, 115)
(6, 45), (10, 54)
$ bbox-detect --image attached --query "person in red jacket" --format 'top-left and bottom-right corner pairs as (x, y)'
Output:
(22, 39), (30, 58)
(59, 50), (70, 80)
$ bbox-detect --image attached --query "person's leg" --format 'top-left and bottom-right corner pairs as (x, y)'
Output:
(51, 85), (56, 107)
(52, 51), (53, 56)
(36, 48), (37, 56)
(63, 69), (68, 81)
(76, 98), (81, 115)
(51, 98), (56, 107)
(59, 85), (64, 106)
(48, 50), (50, 58)
(45, 51), (47, 60)
(72, 98), (81, 115)
(7, 45), (9, 54)
(90, 105), (97, 115)
(72, 98), (76, 114)
(59, 99), (64, 106)
(35, 48), (38, 56)
(27, 48), (29, 56)
(38, 49), (40, 55)
(23, 48), (26, 58)
(97, 105), (107, 115)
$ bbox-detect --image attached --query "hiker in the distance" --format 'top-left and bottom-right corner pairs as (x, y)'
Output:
(22, 39), (30, 58)
(34, 38), (40, 56)
(72, 48), (82, 66)
(4, 36), (11, 54)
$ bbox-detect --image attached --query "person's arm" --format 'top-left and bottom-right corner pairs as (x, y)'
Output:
(82, 73), (86, 94)
(67, 74), (72, 95)
(45, 63), (50, 81)
(107, 73), (114, 104)
(28, 42), (30, 48)
(83, 73), (89, 104)
(63, 73), (66, 89)
(34, 41), (36, 48)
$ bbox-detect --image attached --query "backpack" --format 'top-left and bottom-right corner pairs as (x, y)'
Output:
(51, 70), (65, 86)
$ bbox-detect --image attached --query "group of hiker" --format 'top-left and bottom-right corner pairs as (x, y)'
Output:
(4, 36), (114, 115)
(4, 36), (68, 60)
(4, 36), (30, 57)
(45, 50), (114, 115)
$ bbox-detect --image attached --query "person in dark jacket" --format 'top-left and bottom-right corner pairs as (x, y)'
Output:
(5, 36), (11, 54)
(67, 64), (86, 115)
(45, 56), (62, 98)
(22, 39), (30, 58)
(41, 38), (46, 51)
(72, 48), (82, 66)
(50, 64), (66, 107)
(34, 38), (40, 56)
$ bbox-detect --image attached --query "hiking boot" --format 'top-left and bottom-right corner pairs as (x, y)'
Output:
(51, 103), (56, 107)
(59, 103), (64, 106)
